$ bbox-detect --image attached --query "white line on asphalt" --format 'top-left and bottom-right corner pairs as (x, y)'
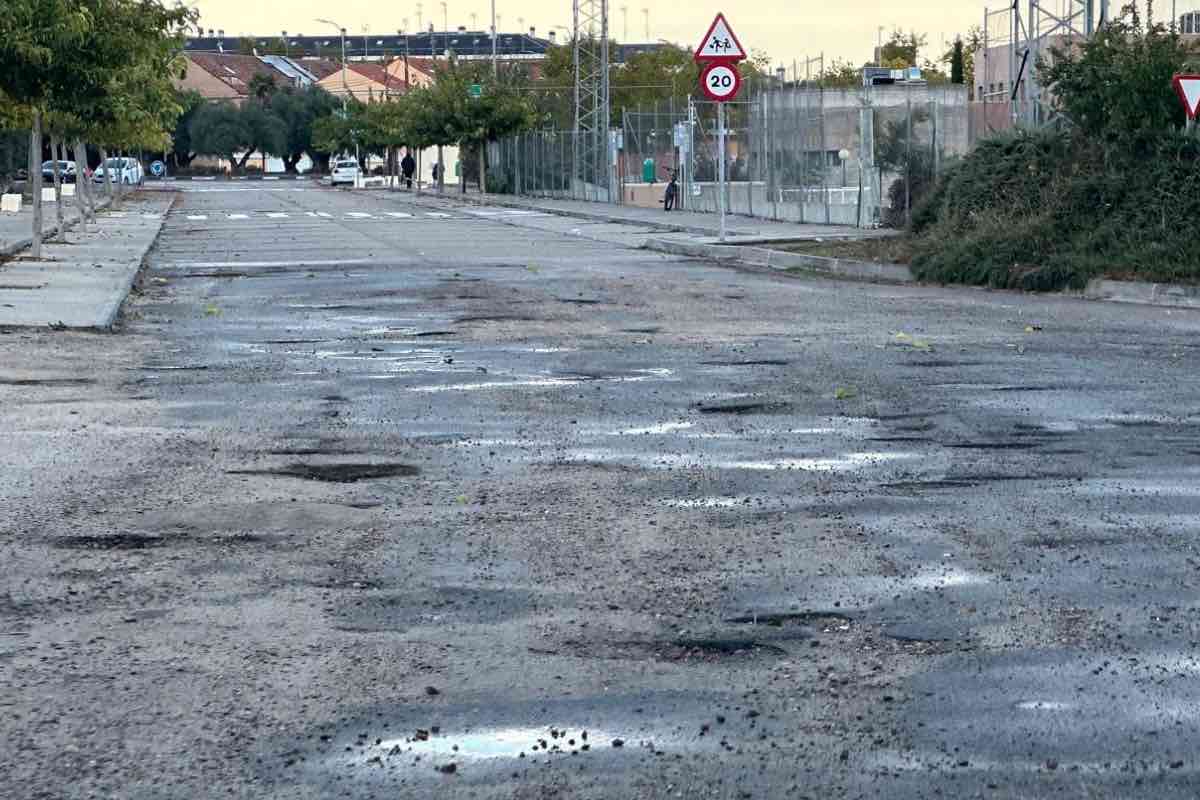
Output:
(385, 212), (414, 218)
(346, 212), (372, 218)
(316, 211), (332, 218)
(168, 259), (371, 268)
(186, 215), (207, 221)
(265, 212), (288, 218)
(228, 213), (249, 219)
(425, 212), (451, 218)
(142, 213), (161, 219)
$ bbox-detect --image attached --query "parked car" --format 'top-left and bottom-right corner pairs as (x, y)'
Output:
(93, 157), (143, 186)
(41, 160), (77, 184)
(329, 159), (360, 186)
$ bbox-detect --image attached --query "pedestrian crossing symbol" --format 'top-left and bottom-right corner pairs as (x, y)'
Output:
(694, 13), (746, 63)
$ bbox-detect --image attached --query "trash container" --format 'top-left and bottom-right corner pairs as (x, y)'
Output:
(642, 157), (655, 184)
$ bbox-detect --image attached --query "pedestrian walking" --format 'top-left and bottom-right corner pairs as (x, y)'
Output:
(401, 150), (416, 190)
(663, 170), (678, 212)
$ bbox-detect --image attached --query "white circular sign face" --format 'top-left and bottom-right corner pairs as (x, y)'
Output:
(702, 63), (741, 101)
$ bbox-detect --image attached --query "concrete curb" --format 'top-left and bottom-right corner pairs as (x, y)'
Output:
(97, 214), (169, 331)
(642, 238), (916, 284)
(1083, 278), (1200, 310)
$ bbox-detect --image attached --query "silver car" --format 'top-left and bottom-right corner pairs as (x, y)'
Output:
(330, 159), (360, 187)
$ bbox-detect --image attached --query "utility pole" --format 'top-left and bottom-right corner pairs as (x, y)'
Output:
(417, 2), (423, 31)
(491, 0), (498, 75)
(641, 7), (648, 39)
(441, 2), (448, 34)
(621, 5), (627, 40)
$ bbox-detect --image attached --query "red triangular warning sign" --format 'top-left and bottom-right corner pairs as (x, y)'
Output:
(1173, 74), (1200, 119)
(694, 13), (746, 63)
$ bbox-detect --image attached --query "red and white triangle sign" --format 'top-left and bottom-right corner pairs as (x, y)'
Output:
(694, 13), (746, 63)
(1173, 74), (1200, 119)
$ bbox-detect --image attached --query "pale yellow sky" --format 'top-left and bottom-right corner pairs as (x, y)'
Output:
(190, 0), (985, 68)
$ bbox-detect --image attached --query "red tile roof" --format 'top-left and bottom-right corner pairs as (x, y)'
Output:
(187, 53), (290, 95)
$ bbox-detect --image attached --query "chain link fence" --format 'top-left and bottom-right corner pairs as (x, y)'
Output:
(488, 83), (973, 227)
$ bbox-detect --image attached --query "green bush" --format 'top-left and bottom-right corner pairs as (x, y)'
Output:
(910, 5), (1200, 289)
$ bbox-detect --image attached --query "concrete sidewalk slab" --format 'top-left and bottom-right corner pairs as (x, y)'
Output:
(0, 195), (170, 330)
(0, 192), (116, 256)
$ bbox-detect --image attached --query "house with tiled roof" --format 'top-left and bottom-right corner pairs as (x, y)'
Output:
(176, 53), (309, 103)
(314, 61), (408, 102)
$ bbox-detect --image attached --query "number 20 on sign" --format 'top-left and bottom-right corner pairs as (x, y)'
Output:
(701, 62), (741, 101)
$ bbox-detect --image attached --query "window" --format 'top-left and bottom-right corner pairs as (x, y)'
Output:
(998, 81), (1005, 92)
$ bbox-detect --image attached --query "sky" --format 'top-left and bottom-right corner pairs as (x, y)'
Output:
(189, 0), (985, 69)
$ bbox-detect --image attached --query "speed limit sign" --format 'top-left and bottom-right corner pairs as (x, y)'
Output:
(701, 62), (741, 102)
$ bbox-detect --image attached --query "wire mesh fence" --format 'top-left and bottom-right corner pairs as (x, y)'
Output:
(489, 84), (973, 227)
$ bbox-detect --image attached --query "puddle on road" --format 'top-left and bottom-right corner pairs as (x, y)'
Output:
(1015, 700), (1073, 711)
(367, 725), (620, 766)
(610, 422), (694, 435)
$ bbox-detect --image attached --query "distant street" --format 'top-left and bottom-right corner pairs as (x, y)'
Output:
(5, 182), (1200, 798)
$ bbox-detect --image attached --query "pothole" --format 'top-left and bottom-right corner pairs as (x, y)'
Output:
(697, 402), (790, 415)
(621, 327), (662, 334)
(227, 463), (420, 483)
(698, 359), (790, 367)
(562, 637), (787, 662)
(0, 377), (95, 387)
(48, 533), (265, 550)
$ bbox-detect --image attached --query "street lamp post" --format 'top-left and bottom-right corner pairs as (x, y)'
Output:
(838, 148), (849, 187)
(491, 0), (497, 76)
(316, 18), (356, 173)
(441, 2), (448, 33)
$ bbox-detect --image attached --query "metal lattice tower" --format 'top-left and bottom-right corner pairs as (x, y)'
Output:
(573, 0), (610, 199)
(985, 0), (1109, 126)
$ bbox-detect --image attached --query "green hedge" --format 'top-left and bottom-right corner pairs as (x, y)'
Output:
(910, 128), (1200, 290)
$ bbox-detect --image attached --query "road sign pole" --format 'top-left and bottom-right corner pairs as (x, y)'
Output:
(718, 101), (726, 243)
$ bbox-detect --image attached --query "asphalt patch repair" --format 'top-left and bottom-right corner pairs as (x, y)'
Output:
(227, 462), (420, 483)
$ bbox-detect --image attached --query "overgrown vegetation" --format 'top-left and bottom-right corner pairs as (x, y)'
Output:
(911, 4), (1200, 289)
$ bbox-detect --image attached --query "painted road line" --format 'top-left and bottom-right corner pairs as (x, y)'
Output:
(316, 211), (333, 218)
(142, 213), (161, 219)
(167, 259), (372, 268)
(425, 212), (452, 218)
(385, 212), (414, 218)
(265, 212), (289, 219)
(186, 215), (208, 221)
(228, 213), (249, 220)
(346, 212), (372, 218)
(305, 211), (321, 217)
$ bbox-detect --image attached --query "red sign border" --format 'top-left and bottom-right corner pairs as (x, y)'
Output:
(700, 62), (742, 102)
(1173, 73), (1200, 120)
(694, 12), (747, 64)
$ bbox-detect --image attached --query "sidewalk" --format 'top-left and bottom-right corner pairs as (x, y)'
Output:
(0, 191), (116, 256)
(0, 195), (170, 330)
(445, 190), (876, 243)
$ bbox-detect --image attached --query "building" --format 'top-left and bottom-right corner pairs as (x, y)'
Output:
(183, 30), (671, 65)
(309, 60), (408, 102)
(176, 53), (301, 103)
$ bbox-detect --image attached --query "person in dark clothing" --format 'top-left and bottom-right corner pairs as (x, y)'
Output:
(663, 169), (678, 211)
(401, 151), (416, 189)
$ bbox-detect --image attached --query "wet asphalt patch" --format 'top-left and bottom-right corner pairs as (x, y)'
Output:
(226, 462), (420, 483)
(48, 532), (266, 550)
(332, 587), (533, 633)
(560, 637), (790, 662)
(697, 401), (791, 415)
(0, 377), (95, 386)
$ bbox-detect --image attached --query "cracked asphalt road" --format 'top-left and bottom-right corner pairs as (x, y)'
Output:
(4, 182), (1200, 798)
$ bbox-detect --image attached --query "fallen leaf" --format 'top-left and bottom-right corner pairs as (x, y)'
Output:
(834, 387), (858, 400)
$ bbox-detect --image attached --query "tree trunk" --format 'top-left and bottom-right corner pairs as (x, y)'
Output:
(50, 136), (64, 237)
(73, 139), (90, 228)
(416, 149), (422, 195)
(478, 141), (486, 196)
(29, 110), (43, 259)
(437, 144), (444, 193)
(99, 146), (113, 202)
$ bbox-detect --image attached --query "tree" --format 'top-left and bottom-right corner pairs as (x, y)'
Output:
(189, 101), (286, 171)
(880, 30), (926, 67)
(269, 85), (339, 172)
(1043, 3), (1197, 155)
(170, 90), (204, 168)
(942, 26), (982, 96)
(248, 72), (279, 101)
(0, 0), (91, 257)
(950, 38), (966, 84)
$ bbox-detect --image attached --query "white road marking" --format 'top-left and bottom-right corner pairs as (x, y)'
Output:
(385, 212), (414, 218)
(228, 213), (249, 219)
(346, 212), (372, 218)
(168, 259), (371, 268)
(316, 211), (332, 218)
(305, 211), (321, 217)
(265, 212), (288, 218)
(425, 212), (451, 218)
(186, 215), (207, 221)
